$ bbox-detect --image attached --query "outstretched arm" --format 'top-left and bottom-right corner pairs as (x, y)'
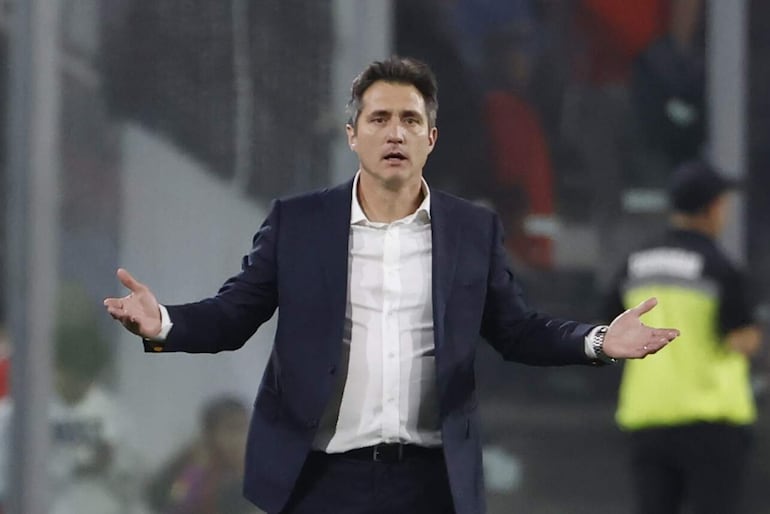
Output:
(103, 268), (162, 339)
(603, 297), (680, 359)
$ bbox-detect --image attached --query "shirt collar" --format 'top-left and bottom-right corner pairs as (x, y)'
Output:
(350, 171), (431, 225)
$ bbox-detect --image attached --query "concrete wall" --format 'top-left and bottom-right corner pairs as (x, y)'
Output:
(116, 124), (274, 470)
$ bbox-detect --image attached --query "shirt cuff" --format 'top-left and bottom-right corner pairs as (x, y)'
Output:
(147, 304), (173, 342)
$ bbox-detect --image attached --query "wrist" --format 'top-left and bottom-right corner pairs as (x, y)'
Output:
(588, 325), (616, 365)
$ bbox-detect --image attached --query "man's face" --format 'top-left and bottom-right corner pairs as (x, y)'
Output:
(346, 81), (437, 189)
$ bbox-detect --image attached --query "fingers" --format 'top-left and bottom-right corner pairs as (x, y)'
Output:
(103, 301), (142, 335)
(645, 343), (666, 355)
(629, 297), (658, 317)
(643, 336), (669, 354)
(106, 308), (127, 326)
(638, 328), (680, 357)
(652, 328), (681, 341)
(103, 297), (129, 314)
(105, 268), (144, 307)
(633, 340), (662, 359)
(117, 268), (145, 293)
(104, 301), (130, 321)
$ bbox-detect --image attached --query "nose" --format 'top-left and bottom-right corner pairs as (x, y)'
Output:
(386, 120), (405, 143)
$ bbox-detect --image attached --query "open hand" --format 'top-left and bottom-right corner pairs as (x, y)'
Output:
(604, 297), (680, 359)
(103, 268), (162, 339)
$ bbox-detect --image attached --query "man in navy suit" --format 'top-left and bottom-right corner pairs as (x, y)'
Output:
(105, 56), (679, 514)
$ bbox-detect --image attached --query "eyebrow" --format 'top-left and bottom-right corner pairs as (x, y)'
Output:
(367, 109), (425, 120)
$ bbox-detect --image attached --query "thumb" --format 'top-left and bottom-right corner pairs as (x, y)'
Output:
(117, 268), (145, 293)
(628, 297), (658, 317)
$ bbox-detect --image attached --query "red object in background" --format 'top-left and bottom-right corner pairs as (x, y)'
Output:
(0, 356), (8, 398)
(485, 91), (554, 216)
(484, 90), (555, 269)
(575, 0), (669, 84)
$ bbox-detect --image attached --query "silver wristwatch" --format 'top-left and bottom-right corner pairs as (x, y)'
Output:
(591, 325), (616, 364)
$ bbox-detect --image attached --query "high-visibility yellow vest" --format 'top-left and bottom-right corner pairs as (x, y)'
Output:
(616, 284), (755, 430)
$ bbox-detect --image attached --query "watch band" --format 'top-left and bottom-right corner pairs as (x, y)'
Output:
(591, 325), (616, 364)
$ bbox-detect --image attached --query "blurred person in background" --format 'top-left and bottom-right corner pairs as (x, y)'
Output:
(604, 161), (763, 514)
(566, 0), (704, 286)
(631, 0), (706, 173)
(0, 284), (147, 514)
(394, 0), (494, 199)
(482, 23), (557, 270)
(105, 56), (679, 514)
(146, 395), (258, 514)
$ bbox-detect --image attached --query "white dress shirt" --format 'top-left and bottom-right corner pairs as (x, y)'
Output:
(153, 173), (603, 453)
(312, 172), (441, 452)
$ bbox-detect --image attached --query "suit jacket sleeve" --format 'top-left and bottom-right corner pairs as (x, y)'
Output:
(479, 214), (594, 365)
(149, 200), (281, 353)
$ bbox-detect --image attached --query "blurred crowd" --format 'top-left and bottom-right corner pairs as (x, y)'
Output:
(1, 0), (768, 513)
(0, 286), (259, 514)
(397, 0), (706, 275)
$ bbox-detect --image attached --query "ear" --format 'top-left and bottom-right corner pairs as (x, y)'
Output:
(346, 124), (356, 150)
(426, 126), (438, 154)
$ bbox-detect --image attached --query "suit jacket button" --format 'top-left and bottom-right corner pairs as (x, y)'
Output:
(328, 365), (336, 375)
(308, 419), (319, 428)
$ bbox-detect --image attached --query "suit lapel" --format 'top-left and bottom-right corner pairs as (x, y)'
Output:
(430, 191), (459, 349)
(320, 180), (353, 337)
(319, 182), (459, 351)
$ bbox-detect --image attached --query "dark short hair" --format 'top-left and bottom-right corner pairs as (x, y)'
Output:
(346, 56), (438, 129)
(669, 160), (737, 214)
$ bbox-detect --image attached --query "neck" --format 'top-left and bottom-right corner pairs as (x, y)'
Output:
(670, 214), (716, 238)
(357, 172), (424, 223)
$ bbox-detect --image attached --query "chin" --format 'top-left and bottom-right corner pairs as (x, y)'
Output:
(382, 171), (415, 189)
(362, 163), (418, 188)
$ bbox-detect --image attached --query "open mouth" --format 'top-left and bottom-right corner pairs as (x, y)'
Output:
(383, 151), (407, 162)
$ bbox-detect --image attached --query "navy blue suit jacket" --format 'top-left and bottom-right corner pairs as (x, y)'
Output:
(150, 179), (596, 514)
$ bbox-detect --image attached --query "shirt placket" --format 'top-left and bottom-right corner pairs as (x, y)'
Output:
(381, 223), (402, 441)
